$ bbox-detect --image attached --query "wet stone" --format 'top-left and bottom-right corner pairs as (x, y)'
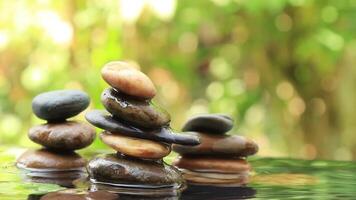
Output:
(173, 156), (250, 173)
(29, 121), (96, 151)
(182, 114), (233, 134)
(173, 132), (258, 157)
(85, 110), (200, 146)
(32, 90), (90, 121)
(17, 149), (87, 170)
(101, 61), (156, 99)
(100, 131), (171, 159)
(101, 87), (170, 129)
(87, 154), (184, 187)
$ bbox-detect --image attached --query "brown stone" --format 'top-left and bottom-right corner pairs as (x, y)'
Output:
(173, 132), (258, 157)
(100, 131), (171, 159)
(101, 61), (156, 99)
(172, 156), (251, 173)
(16, 149), (86, 170)
(182, 172), (249, 185)
(29, 121), (96, 151)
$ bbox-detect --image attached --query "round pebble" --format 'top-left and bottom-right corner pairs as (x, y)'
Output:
(85, 110), (200, 146)
(182, 114), (233, 134)
(100, 131), (171, 159)
(32, 90), (90, 121)
(88, 154), (183, 187)
(173, 156), (250, 173)
(101, 88), (170, 129)
(101, 61), (156, 99)
(17, 149), (86, 170)
(28, 121), (96, 151)
(173, 132), (258, 157)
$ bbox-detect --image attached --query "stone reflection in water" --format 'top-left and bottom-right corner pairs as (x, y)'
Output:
(27, 189), (119, 200)
(181, 184), (256, 200)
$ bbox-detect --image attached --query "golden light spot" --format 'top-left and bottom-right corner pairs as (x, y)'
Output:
(276, 81), (294, 100)
(209, 57), (232, 80)
(227, 79), (245, 96)
(206, 81), (224, 100)
(275, 13), (293, 32)
(288, 96), (306, 117)
(178, 32), (198, 53)
(310, 98), (326, 115)
(148, 0), (177, 21)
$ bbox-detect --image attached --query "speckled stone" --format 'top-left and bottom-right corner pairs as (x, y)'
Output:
(101, 88), (170, 129)
(32, 90), (90, 121)
(100, 131), (171, 159)
(17, 149), (86, 170)
(85, 110), (200, 146)
(87, 154), (184, 187)
(182, 114), (233, 134)
(173, 156), (250, 173)
(101, 61), (156, 99)
(29, 121), (96, 151)
(173, 132), (258, 157)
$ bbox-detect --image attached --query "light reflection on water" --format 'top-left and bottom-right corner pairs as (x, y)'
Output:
(1, 148), (356, 199)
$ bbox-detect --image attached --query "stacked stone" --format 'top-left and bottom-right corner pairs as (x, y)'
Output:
(85, 61), (200, 189)
(17, 90), (96, 184)
(173, 114), (259, 186)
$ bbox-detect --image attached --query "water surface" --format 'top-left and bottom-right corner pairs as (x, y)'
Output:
(1, 148), (356, 199)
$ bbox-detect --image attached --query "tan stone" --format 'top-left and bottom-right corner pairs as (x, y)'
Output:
(173, 156), (251, 173)
(100, 131), (171, 159)
(16, 149), (86, 170)
(101, 61), (156, 99)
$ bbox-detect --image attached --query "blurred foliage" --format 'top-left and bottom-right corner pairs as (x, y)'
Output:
(1, 0), (356, 160)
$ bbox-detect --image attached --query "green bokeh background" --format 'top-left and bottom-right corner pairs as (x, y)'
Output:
(1, 0), (356, 160)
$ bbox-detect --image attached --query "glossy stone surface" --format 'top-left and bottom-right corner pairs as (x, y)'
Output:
(173, 156), (250, 173)
(101, 88), (170, 129)
(85, 110), (200, 146)
(32, 90), (90, 121)
(16, 149), (86, 170)
(173, 132), (258, 157)
(100, 131), (171, 159)
(87, 154), (184, 187)
(29, 121), (96, 151)
(101, 61), (156, 99)
(182, 114), (233, 134)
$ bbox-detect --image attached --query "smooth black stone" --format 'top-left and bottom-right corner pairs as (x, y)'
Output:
(32, 90), (90, 121)
(101, 88), (170, 129)
(87, 154), (184, 187)
(182, 114), (234, 134)
(85, 110), (200, 146)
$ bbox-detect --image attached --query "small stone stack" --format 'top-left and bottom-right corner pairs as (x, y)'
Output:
(17, 90), (95, 177)
(85, 61), (199, 189)
(173, 114), (259, 186)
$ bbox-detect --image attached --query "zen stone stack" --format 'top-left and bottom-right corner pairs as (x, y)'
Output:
(85, 61), (200, 191)
(16, 90), (95, 185)
(172, 114), (259, 186)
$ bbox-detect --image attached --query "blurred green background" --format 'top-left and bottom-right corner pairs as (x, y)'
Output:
(1, 0), (356, 160)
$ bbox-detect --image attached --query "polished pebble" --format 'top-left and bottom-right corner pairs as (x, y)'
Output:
(182, 114), (233, 134)
(100, 131), (171, 159)
(173, 156), (250, 173)
(16, 149), (86, 170)
(88, 154), (183, 187)
(29, 121), (96, 151)
(85, 110), (200, 146)
(101, 61), (156, 99)
(173, 132), (258, 157)
(101, 88), (170, 129)
(32, 90), (90, 121)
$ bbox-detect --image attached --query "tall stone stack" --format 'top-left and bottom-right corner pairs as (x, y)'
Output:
(173, 114), (259, 186)
(16, 90), (96, 185)
(85, 61), (199, 190)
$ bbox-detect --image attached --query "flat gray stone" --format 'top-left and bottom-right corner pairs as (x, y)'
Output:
(85, 110), (200, 146)
(32, 90), (90, 121)
(182, 114), (233, 134)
